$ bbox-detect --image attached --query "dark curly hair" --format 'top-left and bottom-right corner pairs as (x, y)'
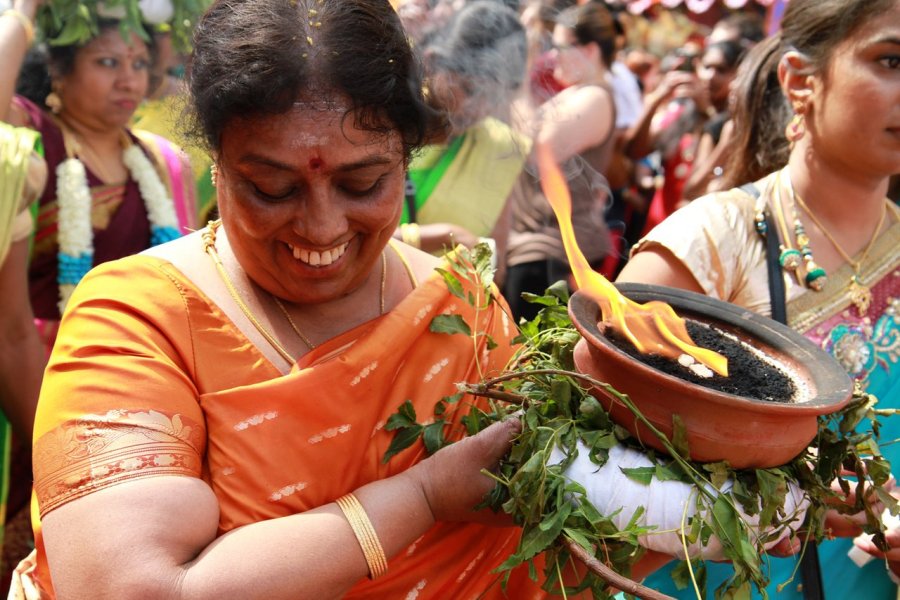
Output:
(185, 0), (431, 161)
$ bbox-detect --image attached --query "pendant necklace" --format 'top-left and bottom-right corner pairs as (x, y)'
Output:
(791, 186), (888, 316)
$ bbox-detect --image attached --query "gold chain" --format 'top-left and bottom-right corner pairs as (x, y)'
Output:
(792, 186), (889, 315)
(202, 219), (387, 361)
(202, 221), (295, 364)
(271, 296), (318, 349)
(794, 194), (887, 273)
(55, 116), (126, 184)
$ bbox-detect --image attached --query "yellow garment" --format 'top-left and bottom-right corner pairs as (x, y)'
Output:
(131, 94), (214, 220)
(0, 124), (39, 264)
(413, 117), (531, 238)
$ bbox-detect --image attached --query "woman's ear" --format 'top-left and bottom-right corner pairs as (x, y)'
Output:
(777, 51), (814, 110)
(585, 41), (603, 68)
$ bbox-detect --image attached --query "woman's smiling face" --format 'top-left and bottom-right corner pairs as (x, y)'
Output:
(216, 96), (405, 305)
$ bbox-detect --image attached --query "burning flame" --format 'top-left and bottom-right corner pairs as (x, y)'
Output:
(535, 143), (728, 377)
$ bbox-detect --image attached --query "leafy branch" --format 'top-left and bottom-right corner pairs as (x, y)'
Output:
(36, 0), (210, 52)
(382, 246), (897, 599)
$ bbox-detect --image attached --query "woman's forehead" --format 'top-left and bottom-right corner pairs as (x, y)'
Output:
(81, 29), (149, 55)
(221, 106), (402, 162)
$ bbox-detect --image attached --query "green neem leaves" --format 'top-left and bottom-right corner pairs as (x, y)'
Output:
(382, 247), (895, 598)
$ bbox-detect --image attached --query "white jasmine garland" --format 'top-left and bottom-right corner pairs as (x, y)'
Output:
(56, 139), (181, 314)
(122, 144), (180, 233)
(55, 157), (94, 313)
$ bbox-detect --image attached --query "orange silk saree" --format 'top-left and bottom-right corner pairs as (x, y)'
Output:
(16, 250), (548, 599)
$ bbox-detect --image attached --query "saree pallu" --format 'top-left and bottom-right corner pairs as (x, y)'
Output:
(19, 248), (548, 599)
(634, 181), (900, 599)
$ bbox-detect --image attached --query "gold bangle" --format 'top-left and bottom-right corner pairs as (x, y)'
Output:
(2, 9), (34, 46)
(335, 493), (388, 579)
(399, 222), (421, 249)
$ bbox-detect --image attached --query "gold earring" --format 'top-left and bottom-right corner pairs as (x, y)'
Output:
(45, 91), (62, 114)
(210, 164), (218, 187)
(785, 112), (805, 147)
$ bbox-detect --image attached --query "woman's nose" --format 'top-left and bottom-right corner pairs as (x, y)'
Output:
(116, 65), (141, 90)
(291, 188), (347, 244)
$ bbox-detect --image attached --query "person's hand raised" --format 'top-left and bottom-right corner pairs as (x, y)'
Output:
(406, 418), (521, 524)
(647, 70), (697, 108)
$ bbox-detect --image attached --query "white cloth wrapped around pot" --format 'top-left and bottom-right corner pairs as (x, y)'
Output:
(549, 441), (810, 560)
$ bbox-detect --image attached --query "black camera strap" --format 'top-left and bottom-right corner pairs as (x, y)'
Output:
(744, 182), (824, 600)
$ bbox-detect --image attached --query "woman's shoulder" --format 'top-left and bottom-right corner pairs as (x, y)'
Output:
(130, 127), (188, 155)
(9, 95), (45, 129)
(77, 251), (186, 297)
(74, 236), (207, 313)
(550, 83), (614, 112)
(637, 184), (764, 256)
(391, 240), (442, 282)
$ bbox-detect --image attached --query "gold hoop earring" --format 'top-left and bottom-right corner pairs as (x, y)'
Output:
(45, 91), (62, 114)
(210, 164), (218, 187)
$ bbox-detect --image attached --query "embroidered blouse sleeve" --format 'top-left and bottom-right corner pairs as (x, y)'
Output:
(32, 256), (205, 517)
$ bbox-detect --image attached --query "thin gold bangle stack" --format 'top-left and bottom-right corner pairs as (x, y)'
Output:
(335, 493), (388, 580)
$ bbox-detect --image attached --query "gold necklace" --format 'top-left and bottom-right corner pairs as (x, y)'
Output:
(792, 189), (888, 316)
(202, 219), (387, 361)
(55, 116), (127, 184)
(271, 250), (387, 350)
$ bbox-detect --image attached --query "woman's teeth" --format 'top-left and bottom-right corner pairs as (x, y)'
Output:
(287, 242), (349, 267)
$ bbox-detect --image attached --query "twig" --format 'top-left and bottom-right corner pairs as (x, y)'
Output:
(465, 386), (529, 405)
(562, 537), (675, 600)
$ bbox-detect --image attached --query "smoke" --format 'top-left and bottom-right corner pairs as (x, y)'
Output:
(418, 0), (528, 133)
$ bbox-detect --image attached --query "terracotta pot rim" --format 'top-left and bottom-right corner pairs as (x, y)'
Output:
(568, 284), (853, 414)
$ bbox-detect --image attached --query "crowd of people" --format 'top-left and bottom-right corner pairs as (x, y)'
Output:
(0, 0), (898, 597)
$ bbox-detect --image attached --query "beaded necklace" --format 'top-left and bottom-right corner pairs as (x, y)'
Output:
(773, 168), (895, 315)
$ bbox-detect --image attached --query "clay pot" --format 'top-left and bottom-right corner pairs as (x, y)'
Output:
(569, 283), (853, 469)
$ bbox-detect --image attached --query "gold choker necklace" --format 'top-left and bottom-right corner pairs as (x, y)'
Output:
(202, 219), (387, 363)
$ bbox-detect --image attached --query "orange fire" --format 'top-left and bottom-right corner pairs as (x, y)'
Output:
(535, 143), (728, 377)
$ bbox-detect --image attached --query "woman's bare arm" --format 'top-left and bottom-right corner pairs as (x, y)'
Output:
(0, 238), (43, 439)
(41, 418), (520, 599)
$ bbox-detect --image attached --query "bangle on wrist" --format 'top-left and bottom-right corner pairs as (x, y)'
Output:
(336, 493), (388, 580)
(2, 9), (35, 46)
(399, 222), (421, 249)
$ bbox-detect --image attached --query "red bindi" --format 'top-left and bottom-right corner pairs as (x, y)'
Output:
(308, 157), (324, 170)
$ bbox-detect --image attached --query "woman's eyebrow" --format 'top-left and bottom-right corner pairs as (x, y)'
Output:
(237, 153), (396, 172)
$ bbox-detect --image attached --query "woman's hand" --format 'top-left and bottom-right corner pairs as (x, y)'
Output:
(406, 418), (521, 524)
(823, 474), (895, 539)
(646, 71), (696, 109)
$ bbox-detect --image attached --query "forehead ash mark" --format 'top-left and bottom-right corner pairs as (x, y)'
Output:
(288, 131), (332, 148)
(291, 98), (347, 112)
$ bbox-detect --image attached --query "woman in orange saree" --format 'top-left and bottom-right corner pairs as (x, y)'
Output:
(11, 0), (553, 597)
